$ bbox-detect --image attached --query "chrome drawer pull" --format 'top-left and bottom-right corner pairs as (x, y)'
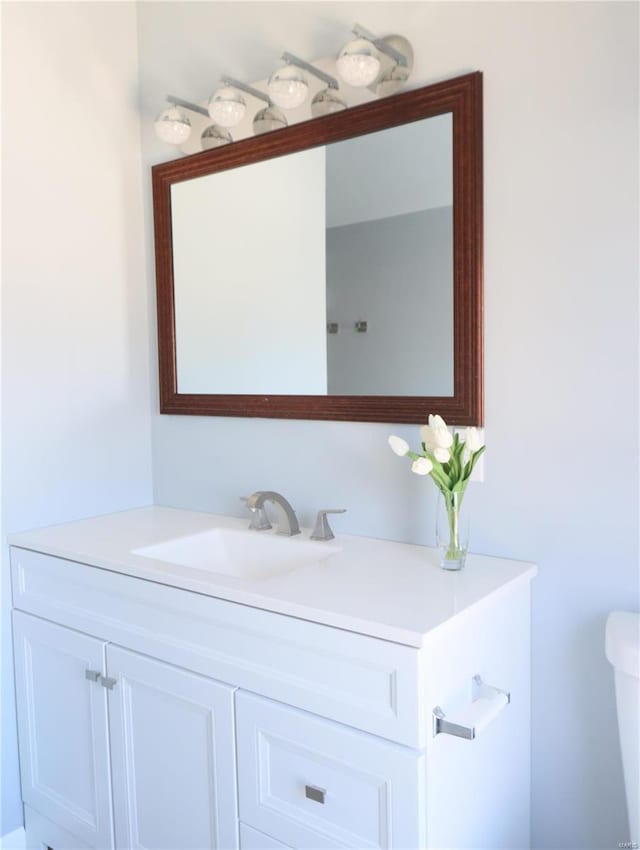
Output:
(85, 670), (117, 689)
(304, 784), (326, 804)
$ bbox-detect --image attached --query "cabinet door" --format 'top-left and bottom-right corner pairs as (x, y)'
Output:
(107, 646), (238, 850)
(12, 611), (114, 849)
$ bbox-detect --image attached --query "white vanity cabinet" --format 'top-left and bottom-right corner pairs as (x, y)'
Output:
(9, 508), (535, 850)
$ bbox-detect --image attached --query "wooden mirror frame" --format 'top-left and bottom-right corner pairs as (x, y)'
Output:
(152, 71), (483, 424)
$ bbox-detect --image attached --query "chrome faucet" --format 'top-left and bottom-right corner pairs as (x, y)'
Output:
(245, 491), (301, 537)
(310, 509), (346, 541)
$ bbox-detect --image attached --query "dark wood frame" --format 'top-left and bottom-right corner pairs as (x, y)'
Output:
(152, 71), (483, 424)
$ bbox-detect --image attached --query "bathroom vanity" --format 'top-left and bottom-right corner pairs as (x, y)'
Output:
(10, 507), (535, 850)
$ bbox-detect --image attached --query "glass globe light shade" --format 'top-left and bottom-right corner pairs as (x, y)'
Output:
(336, 37), (381, 87)
(267, 65), (308, 110)
(375, 63), (411, 97)
(154, 106), (192, 145)
(208, 87), (246, 128)
(253, 105), (288, 135)
(310, 88), (347, 118)
(201, 124), (232, 150)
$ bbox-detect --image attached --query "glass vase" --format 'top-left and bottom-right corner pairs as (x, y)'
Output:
(436, 490), (469, 571)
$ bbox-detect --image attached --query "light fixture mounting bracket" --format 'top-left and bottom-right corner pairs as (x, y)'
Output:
(352, 23), (408, 67)
(166, 95), (209, 117)
(281, 52), (339, 90)
(220, 76), (271, 106)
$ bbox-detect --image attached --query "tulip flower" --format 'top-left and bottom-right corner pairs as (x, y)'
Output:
(464, 427), (483, 452)
(421, 416), (454, 452)
(388, 416), (485, 498)
(412, 457), (432, 475)
(388, 435), (409, 456)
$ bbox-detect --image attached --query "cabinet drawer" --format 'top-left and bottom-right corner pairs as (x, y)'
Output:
(236, 691), (425, 850)
(240, 824), (292, 849)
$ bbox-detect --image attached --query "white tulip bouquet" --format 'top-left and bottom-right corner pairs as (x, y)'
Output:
(388, 415), (485, 567)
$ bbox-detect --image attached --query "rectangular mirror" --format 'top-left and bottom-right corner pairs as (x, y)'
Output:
(153, 72), (483, 423)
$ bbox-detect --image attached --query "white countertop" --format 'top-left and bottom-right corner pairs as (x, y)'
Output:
(8, 506), (536, 647)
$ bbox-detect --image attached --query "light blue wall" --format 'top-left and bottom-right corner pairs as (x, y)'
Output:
(139, 4), (639, 849)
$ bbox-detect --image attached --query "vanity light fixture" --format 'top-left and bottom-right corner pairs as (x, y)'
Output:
(268, 57), (308, 110)
(336, 36), (380, 87)
(154, 24), (415, 149)
(201, 124), (232, 149)
(268, 52), (343, 113)
(208, 83), (246, 128)
(155, 96), (221, 149)
(272, 52), (346, 117)
(209, 77), (287, 136)
(311, 88), (347, 117)
(252, 104), (288, 135)
(154, 106), (191, 145)
(336, 24), (412, 92)
(154, 95), (206, 145)
(371, 34), (414, 96)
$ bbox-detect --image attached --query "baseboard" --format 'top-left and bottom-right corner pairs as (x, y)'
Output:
(0, 827), (26, 850)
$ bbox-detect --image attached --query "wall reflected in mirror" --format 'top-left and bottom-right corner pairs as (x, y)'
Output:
(171, 113), (453, 397)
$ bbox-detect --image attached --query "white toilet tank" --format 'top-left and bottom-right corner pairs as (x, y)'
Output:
(606, 611), (640, 845)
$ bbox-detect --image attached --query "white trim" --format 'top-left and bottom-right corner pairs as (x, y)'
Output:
(0, 827), (26, 850)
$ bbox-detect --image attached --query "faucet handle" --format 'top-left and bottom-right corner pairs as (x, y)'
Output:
(310, 509), (346, 542)
(240, 496), (272, 531)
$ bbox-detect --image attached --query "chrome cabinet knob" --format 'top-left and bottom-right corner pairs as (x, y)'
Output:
(304, 784), (326, 804)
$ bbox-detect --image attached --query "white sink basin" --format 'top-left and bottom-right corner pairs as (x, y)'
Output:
(132, 527), (338, 581)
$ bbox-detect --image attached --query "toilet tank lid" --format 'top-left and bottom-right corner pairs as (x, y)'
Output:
(606, 611), (640, 678)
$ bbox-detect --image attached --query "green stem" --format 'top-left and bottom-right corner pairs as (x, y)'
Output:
(443, 491), (464, 561)
(448, 497), (459, 553)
